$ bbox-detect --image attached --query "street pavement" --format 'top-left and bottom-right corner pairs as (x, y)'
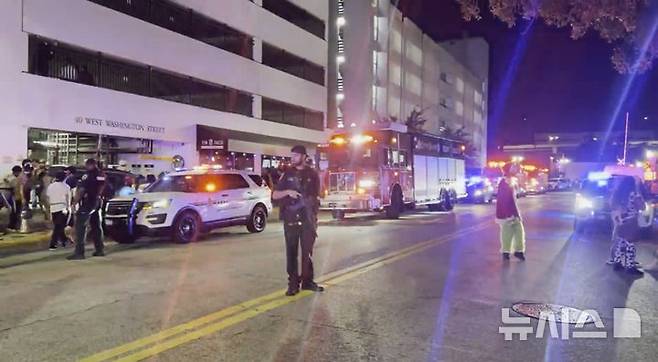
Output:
(0, 193), (657, 362)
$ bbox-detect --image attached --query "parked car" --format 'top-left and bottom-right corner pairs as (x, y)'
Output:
(465, 176), (494, 204)
(104, 168), (272, 244)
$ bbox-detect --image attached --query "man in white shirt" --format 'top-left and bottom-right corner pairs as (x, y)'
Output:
(47, 171), (71, 250)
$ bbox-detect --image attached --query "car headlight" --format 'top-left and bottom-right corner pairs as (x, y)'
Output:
(575, 194), (593, 210)
(358, 179), (377, 188)
(144, 199), (171, 210)
(474, 190), (483, 197)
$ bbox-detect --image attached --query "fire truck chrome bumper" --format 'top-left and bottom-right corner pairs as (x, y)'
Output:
(320, 196), (382, 211)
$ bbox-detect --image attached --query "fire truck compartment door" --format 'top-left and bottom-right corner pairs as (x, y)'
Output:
(414, 154), (428, 202)
(455, 159), (466, 196)
(427, 157), (439, 200)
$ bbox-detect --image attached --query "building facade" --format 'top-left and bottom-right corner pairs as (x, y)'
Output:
(0, 0), (329, 175)
(327, 0), (489, 168)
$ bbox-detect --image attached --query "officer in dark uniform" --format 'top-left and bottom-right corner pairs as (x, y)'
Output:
(67, 158), (106, 260)
(272, 145), (324, 296)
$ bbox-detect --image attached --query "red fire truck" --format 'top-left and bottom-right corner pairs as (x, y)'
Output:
(320, 123), (467, 219)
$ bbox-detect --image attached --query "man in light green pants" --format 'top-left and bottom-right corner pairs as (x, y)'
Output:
(495, 163), (526, 260)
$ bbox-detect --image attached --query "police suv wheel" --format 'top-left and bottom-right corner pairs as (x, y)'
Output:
(247, 205), (267, 233)
(173, 211), (200, 244)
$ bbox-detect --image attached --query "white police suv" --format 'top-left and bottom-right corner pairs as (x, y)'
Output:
(104, 168), (272, 244)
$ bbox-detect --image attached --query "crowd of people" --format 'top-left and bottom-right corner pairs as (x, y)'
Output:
(0, 159), (52, 232)
(0, 158), (142, 258)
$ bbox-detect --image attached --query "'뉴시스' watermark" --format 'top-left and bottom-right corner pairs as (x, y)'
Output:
(499, 307), (641, 340)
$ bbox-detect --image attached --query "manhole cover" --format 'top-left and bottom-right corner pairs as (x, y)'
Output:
(512, 303), (595, 324)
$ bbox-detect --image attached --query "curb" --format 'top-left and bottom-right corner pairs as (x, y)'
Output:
(0, 231), (52, 257)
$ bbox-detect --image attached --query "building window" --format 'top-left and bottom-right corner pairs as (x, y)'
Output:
(262, 98), (324, 131)
(390, 64), (401, 86)
(28, 35), (252, 117)
(440, 72), (453, 85)
(455, 101), (464, 116)
(456, 77), (464, 93)
(439, 97), (452, 109)
(262, 43), (324, 85)
(88, 0), (253, 59)
(372, 50), (378, 81)
(474, 110), (483, 124)
(474, 90), (483, 105)
(262, 0), (325, 40)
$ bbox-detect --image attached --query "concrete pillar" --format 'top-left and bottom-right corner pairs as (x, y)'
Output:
(252, 95), (262, 119)
(254, 153), (262, 175)
(252, 38), (262, 63)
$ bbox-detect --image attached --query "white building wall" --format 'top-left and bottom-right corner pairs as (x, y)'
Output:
(0, 0), (29, 170)
(173, 0), (327, 67)
(0, 0), (329, 173)
(23, 0), (326, 113)
(437, 45), (488, 167)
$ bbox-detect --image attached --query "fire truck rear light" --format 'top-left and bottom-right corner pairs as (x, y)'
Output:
(357, 188), (366, 195)
(330, 137), (347, 145)
(351, 134), (374, 144)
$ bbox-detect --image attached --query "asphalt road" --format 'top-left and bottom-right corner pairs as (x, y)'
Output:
(1, 193), (657, 362)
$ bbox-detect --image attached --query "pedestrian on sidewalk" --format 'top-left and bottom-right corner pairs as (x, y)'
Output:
(67, 158), (106, 260)
(34, 162), (51, 221)
(495, 163), (526, 261)
(608, 176), (644, 275)
(4, 166), (23, 231)
(272, 145), (324, 296)
(64, 166), (78, 190)
(47, 171), (71, 250)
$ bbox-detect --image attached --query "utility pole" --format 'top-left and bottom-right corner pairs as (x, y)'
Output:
(622, 112), (630, 165)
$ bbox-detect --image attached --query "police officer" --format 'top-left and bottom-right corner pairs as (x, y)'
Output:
(272, 145), (324, 296)
(67, 158), (106, 260)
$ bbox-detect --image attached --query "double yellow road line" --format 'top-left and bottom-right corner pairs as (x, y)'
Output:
(81, 220), (492, 362)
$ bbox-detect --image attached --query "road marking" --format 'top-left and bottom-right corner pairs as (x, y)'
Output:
(82, 220), (493, 361)
(78, 290), (287, 362)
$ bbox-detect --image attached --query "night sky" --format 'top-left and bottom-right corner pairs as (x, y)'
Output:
(395, 0), (658, 153)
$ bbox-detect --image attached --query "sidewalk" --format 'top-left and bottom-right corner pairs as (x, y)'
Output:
(0, 208), (288, 258)
(0, 212), (52, 257)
